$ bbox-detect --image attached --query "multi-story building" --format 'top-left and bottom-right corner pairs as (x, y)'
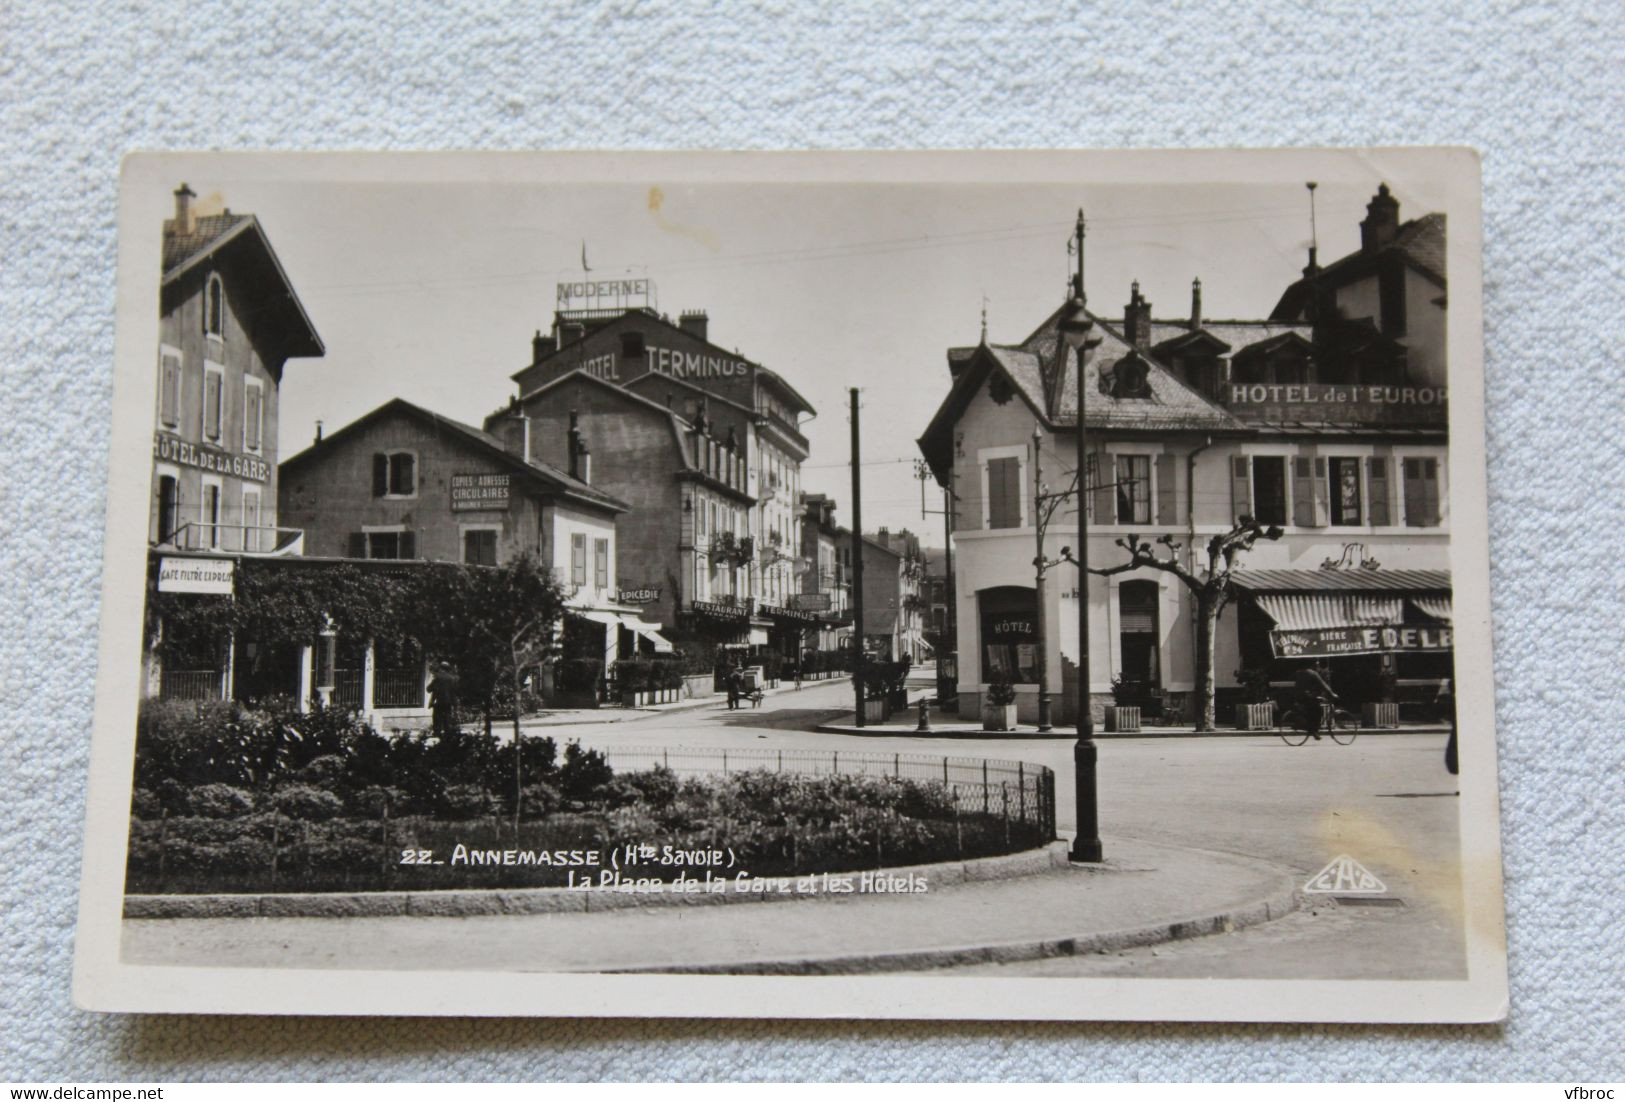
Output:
(797, 492), (853, 652)
(867, 527), (927, 663)
(918, 187), (1451, 724)
(278, 397), (664, 709)
(151, 183), (324, 555)
(498, 301), (817, 664)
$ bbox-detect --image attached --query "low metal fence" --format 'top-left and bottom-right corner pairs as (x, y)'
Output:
(595, 745), (1056, 841)
(159, 669), (221, 702)
(373, 671), (423, 708)
(333, 668), (364, 709)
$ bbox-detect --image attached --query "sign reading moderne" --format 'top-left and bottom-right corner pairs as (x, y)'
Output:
(153, 432), (269, 483)
(450, 473), (511, 512)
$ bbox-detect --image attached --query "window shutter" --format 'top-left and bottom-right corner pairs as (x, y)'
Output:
(398, 530), (416, 560)
(1291, 456), (1314, 527)
(1093, 452), (1115, 526)
(372, 454), (389, 497)
(1367, 457), (1390, 526)
(1008, 456), (1025, 526)
(1422, 458), (1441, 526)
(1230, 456), (1251, 523)
(159, 355), (179, 426)
(204, 372), (221, 439)
(1156, 454), (1177, 526)
(1312, 457), (1330, 527)
(1403, 457), (1423, 526)
(348, 532), (367, 559)
(245, 386), (261, 450)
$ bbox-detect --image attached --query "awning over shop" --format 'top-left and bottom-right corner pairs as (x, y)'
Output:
(1234, 570), (1453, 659)
(617, 614), (674, 653)
(567, 609), (620, 628)
(1409, 595), (1452, 623)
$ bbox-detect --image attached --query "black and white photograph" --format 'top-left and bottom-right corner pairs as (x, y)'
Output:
(73, 150), (1505, 1021)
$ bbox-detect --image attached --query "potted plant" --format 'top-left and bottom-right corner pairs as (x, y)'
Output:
(982, 672), (1018, 732)
(1362, 666), (1401, 728)
(885, 661), (910, 711)
(861, 665), (892, 723)
(1105, 676), (1142, 733)
(1234, 667), (1276, 730)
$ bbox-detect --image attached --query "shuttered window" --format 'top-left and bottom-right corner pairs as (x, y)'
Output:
(572, 533), (587, 586)
(595, 538), (609, 589)
(203, 367), (222, 441)
(1156, 454), (1177, 525)
(1328, 457), (1363, 526)
(373, 452), (416, 496)
(1231, 456), (1253, 524)
(1403, 457), (1441, 527)
(463, 529), (497, 566)
(1252, 456), (1287, 526)
(1368, 457), (1391, 525)
(986, 456), (1022, 529)
(1115, 455), (1151, 524)
(159, 352), (180, 428)
(1292, 457), (1315, 526)
(244, 381), (263, 452)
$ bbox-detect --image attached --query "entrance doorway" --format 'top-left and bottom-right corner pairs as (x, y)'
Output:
(1118, 580), (1161, 688)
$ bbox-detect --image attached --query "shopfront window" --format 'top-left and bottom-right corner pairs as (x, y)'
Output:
(977, 585), (1039, 684)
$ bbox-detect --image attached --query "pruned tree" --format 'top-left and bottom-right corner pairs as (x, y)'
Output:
(1087, 518), (1282, 731)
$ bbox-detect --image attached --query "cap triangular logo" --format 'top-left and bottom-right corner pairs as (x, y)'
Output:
(1304, 854), (1387, 894)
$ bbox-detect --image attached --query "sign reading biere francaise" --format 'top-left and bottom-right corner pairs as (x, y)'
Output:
(450, 473), (511, 512)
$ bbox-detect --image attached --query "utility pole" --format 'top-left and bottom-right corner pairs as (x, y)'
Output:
(915, 457), (959, 706)
(850, 388), (866, 727)
(1032, 427), (1052, 732)
(1065, 207), (1103, 863)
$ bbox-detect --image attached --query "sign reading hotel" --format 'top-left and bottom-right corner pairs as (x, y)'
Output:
(450, 473), (511, 512)
(555, 278), (653, 310)
(1271, 624), (1454, 658)
(1227, 383), (1448, 425)
(647, 345), (751, 381)
(153, 432), (270, 484)
(157, 556), (235, 595)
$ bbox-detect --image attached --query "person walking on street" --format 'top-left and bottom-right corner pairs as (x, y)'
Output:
(1293, 661), (1339, 740)
(1438, 676), (1458, 776)
(725, 664), (742, 711)
(428, 661), (461, 739)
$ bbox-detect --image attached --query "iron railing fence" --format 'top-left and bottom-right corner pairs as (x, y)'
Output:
(373, 671), (424, 708)
(333, 668), (365, 709)
(159, 669), (222, 701)
(592, 745), (1056, 840)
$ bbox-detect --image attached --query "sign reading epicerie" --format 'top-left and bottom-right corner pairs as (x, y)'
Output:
(450, 473), (511, 512)
(648, 346), (750, 382)
(152, 432), (270, 483)
(1228, 383), (1448, 424)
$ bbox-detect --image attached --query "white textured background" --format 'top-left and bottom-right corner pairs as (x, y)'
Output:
(3, 0), (1623, 1082)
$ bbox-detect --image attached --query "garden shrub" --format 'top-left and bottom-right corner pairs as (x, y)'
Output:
(441, 783), (499, 819)
(559, 741), (614, 801)
(272, 784), (344, 822)
(130, 787), (162, 821)
(187, 783), (257, 819)
(297, 754), (347, 792)
(519, 781), (562, 819)
(347, 785), (405, 818)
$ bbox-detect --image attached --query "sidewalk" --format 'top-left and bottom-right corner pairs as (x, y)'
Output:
(512, 677), (839, 729)
(816, 710), (1449, 739)
(120, 835), (1300, 975)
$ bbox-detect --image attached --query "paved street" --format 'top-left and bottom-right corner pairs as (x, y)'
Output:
(125, 678), (1467, 978)
(538, 677), (1467, 978)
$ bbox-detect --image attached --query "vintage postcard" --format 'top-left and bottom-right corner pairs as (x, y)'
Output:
(73, 149), (1506, 1021)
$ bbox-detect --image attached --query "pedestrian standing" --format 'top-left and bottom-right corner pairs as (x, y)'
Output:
(1438, 676), (1458, 776)
(726, 665), (742, 710)
(428, 661), (461, 739)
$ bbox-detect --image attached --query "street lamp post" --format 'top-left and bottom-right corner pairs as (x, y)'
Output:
(1064, 208), (1103, 863)
(1032, 426), (1052, 733)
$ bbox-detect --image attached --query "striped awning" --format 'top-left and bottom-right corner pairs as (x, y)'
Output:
(1253, 593), (1403, 632)
(1409, 595), (1452, 624)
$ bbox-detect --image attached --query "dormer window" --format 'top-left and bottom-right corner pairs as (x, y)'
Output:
(1104, 355), (1152, 399)
(204, 273), (224, 340)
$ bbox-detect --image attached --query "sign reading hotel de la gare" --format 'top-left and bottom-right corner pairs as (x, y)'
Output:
(1271, 624), (1454, 659)
(152, 432), (270, 483)
(1227, 383), (1447, 425)
(450, 473), (511, 512)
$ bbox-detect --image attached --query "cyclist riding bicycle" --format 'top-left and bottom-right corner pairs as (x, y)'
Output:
(1292, 661), (1340, 740)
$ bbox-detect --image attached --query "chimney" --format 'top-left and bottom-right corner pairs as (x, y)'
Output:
(1189, 278), (1203, 329)
(314, 419), (323, 444)
(1360, 183), (1401, 253)
(531, 330), (555, 366)
(1123, 281), (1152, 351)
(679, 309), (709, 342)
(171, 183), (195, 235)
(561, 320), (586, 346)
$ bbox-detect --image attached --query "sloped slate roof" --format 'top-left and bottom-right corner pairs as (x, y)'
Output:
(1149, 320), (1314, 354)
(162, 212), (252, 272)
(1271, 212), (1447, 320)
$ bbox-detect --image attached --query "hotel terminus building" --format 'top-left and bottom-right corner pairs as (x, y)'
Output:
(919, 186), (1452, 725)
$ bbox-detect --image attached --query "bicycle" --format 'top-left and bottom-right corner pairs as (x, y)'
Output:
(1278, 699), (1362, 746)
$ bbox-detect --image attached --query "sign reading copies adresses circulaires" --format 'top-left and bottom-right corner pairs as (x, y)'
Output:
(77, 150), (1505, 1025)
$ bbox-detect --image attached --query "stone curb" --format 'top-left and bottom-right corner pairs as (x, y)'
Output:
(516, 677), (843, 727)
(122, 841), (1071, 919)
(611, 866), (1304, 976)
(815, 722), (1447, 739)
